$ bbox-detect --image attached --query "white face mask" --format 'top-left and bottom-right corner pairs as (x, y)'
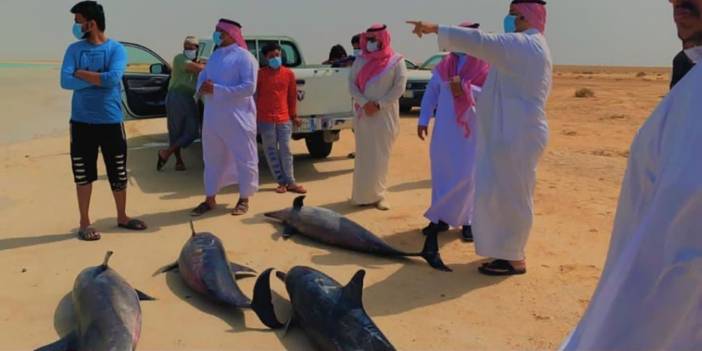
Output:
(367, 41), (379, 53)
(353, 49), (362, 57)
(183, 49), (197, 60)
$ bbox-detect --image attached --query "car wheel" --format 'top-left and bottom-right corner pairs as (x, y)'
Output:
(305, 132), (333, 159)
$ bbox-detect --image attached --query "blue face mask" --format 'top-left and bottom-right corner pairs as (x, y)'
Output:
(504, 15), (517, 33)
(72, 23), (84, 40)
(268, 56), (282, 69)
(212, 31), (223, 47)
(367, 41), (379, 53)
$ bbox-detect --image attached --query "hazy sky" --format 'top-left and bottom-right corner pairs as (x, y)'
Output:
(0, 0), (683, 67)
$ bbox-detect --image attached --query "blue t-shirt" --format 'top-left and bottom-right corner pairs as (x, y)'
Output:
(60, 39), (127, 124)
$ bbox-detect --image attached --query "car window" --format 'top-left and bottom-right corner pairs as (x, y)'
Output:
(280, 41), (301, 67)
(252, 40), (302, 67)
(405, 59), (418, 70)
(124, 45), (163, 74)
(245, 40), (258, 60)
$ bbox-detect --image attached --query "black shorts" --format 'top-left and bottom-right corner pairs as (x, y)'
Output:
(70, 121), (128, 191)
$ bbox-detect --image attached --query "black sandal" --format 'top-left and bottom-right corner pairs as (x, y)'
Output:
(478, 259), (526, 276)
(422, 221), (449, 236)
(231, 200), (249, 216)
(78, 227), (101, 241)
(156, 152), (168, 171)
(191, 202), (213, 217)
(118, 219), (147, 231)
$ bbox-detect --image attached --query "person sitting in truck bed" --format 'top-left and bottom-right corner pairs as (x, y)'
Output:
(328, 34), (361, 68)
(256, 43), (307, 194)
(322, 44), (348, 66)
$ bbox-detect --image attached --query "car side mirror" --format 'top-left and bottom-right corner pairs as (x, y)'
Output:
(150, 63), (168, 75)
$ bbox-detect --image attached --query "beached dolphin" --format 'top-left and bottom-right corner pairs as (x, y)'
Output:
(264, 196), (451, 272)
(155, 222), (256, 308)
(35, 251), (155, 351)
(251, 266), (396, 351)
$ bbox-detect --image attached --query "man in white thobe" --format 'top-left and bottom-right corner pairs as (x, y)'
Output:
(418, 23), (490, 242)
(348, 24), (408, 211)
(408, 0), (552, 275)
(561, 1), (702, 349)
(191, 19), (259, 217)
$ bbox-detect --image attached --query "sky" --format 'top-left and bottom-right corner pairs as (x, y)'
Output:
(0, 0), (683, 67)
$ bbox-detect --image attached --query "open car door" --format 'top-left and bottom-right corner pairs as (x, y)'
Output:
(121, 42), (170, 119)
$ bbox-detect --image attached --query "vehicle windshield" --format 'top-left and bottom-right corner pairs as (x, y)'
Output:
(405, 59), (419, 70)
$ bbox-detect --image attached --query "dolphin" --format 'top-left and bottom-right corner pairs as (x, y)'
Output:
(264, 196), (451, 271)
(251, 266), (396, 351)
(155, 222), (256, 308)
(35, 251), (155, 351)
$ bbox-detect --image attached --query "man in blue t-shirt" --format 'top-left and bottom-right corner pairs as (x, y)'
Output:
(60, 1), (146, 241)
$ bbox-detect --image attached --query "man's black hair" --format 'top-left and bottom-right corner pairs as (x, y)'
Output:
(71, 1), (106, 32)
(351, 34), (361, 45)
(261, 43), (282, 56)
(328, 45), (348, 61)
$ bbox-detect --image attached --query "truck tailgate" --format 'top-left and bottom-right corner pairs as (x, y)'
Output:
(294, 67), (353, 117)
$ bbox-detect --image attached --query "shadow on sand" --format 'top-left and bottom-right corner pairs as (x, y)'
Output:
(0, 233), (75, 252)
(123, 133), (354, 201)
(161, 271), (258, 332)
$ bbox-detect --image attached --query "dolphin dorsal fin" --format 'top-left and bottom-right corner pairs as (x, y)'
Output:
(293, 196), (305, 211)
(342, 270), (366, 308)
(190, 220), (197, 237)
(101, 251), (114, 268)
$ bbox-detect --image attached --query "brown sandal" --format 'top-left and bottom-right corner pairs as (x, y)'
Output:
(287, 184), (307, 194)
(231, 200), (249, 216)
(275, 184), (288, 194)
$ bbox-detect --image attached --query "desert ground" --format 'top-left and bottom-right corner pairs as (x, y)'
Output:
(0, 64), (671, 350)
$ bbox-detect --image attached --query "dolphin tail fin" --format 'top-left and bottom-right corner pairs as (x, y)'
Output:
(420, 232), (453, 272)
(34, 331), (77, 351)
(342, 270), (366, 308)
(293, 196), (306, 211)
(136, 289), (157, 301)
(153, 262), (178, 276)
(251, 268), (286, 329)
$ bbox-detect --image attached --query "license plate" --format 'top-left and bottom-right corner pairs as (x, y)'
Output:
(403, 91), (414, 98)
(295, 118), (317, 133)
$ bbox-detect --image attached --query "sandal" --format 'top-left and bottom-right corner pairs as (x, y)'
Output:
(275, 185), (288, 194)
(231, 200), (249, 216)
(118, 219), (148, 231)
(156, 151), (168, 171)
(191, 202), (213, 217)
(78, 227), (101, 241)
(478, 259), (526, 276)
(286, 184), (307, 194)
(175, 161), (186, 172)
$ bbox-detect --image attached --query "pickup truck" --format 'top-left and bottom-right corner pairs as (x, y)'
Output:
(399, 59), (432, 113)
(119, 36), (354, 159)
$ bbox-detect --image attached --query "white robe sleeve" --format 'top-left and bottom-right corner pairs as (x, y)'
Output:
(419, 73), (441, 126)
(348, 59), (369, 106)
(377, 61), (408, 108)
(213, 55), (257, 99)
(438, 25), (533, 73)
